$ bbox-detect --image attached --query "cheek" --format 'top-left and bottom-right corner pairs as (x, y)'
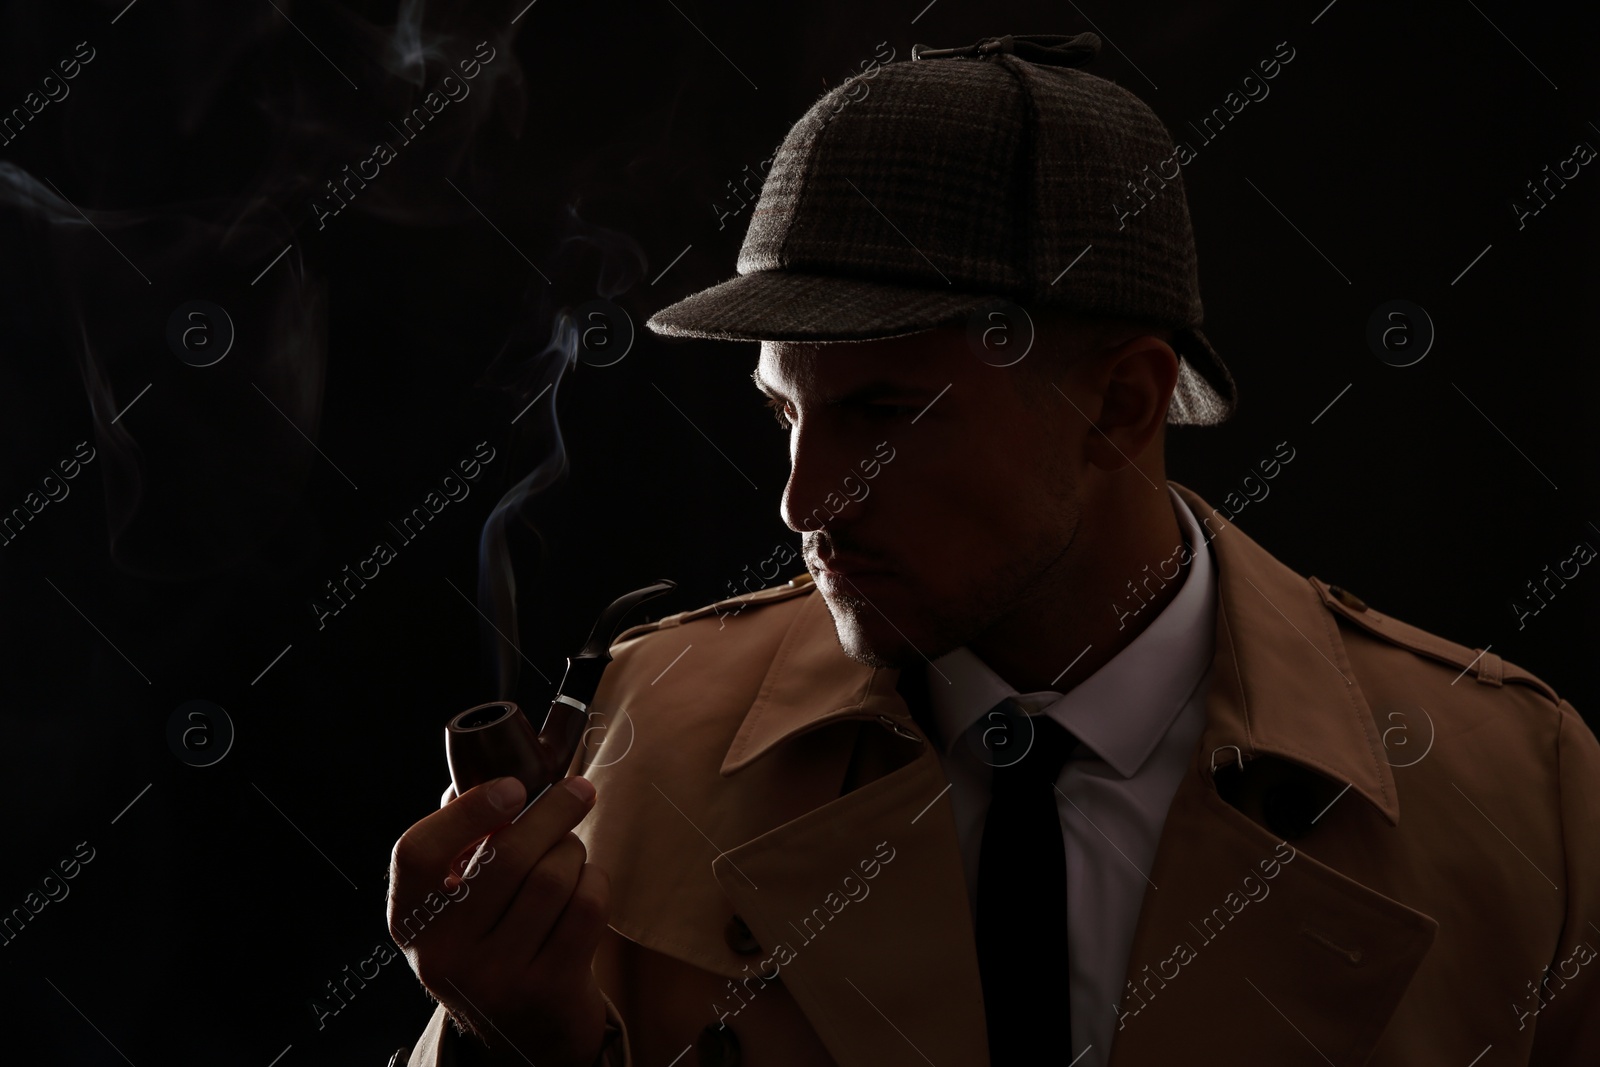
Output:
(944, 462), (1078, 596)
(870, 447), (1058, 577)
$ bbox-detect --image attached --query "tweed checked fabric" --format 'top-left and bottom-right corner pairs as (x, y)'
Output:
(647, 33), (1239, 426)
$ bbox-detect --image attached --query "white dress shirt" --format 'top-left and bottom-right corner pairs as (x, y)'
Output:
(925, 484), (1218, 1065)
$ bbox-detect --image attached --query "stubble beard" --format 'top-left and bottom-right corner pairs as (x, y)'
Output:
(815, 495), (1084, 670)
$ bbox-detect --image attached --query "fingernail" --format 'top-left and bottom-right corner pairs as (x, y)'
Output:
(489, 776), (526, 812)
(562, 775), (595, 803)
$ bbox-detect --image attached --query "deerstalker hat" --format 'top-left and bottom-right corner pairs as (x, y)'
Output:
(646, 32), (1238, 426)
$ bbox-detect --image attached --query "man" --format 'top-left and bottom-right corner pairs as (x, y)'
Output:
(389, 33), (1600, 1066)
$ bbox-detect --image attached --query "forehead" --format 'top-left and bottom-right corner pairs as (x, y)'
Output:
(754, 326), (965, 396)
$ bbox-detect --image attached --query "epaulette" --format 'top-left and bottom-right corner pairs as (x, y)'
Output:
(1309, 576), (1561, 704)
(611, 572), (815, 646)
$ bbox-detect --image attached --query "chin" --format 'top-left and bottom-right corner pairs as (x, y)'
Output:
(820, 590), (925, 670)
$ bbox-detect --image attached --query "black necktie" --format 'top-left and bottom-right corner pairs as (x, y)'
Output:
(973, 700), (1078, 1065)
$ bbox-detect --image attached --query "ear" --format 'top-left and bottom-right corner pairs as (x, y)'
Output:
(1083, 334), (1178, 473)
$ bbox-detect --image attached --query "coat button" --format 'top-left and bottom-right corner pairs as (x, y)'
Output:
(697, 1022), (742, 1067)
(724, 913), (761, 955)
(1328, 584), (1368, 612)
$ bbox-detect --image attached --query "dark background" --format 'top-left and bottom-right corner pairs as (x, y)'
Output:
(0, 0), (1594, 1063)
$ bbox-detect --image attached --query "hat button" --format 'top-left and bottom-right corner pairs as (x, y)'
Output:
(912, 31), (1101, 67)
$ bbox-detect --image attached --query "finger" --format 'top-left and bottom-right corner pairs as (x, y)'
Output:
(530, 862), (610, 975)
(489, 833), (587, 953)
(447, 777), (596, 909)
(437, 782), (463, 890)
(442, 836), (489, 891)
(391, 776), (529, 910)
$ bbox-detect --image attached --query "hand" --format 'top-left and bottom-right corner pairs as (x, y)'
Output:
(388, 774), (611, 1067)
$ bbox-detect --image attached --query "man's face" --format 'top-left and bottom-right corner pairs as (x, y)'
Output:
(754, 324), (1086, 668)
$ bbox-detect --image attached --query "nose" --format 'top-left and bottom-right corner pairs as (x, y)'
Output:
(780, 418), (862, 534)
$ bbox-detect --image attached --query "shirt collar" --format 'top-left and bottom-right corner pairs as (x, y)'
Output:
(926, 484), (1218, 778)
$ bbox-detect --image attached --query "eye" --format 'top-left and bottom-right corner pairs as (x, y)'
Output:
(764, 395), (795, 429)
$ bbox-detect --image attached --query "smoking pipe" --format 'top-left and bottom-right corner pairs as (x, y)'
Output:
(445, 579), (675, 803)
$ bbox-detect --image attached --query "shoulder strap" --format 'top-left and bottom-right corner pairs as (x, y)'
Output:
(1308, 576), (1561, 703)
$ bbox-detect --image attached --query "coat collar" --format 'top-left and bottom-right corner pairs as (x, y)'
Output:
(719, 480), (1400, 826)
(718, 588), (907, 774)
(704, 481), (1428, 1067)
(1173, 481), (1400, 825)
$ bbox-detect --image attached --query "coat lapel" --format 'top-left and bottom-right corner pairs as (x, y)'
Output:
(1105, 769), (1437, 1063)
(712, 591), (992, 1067)
(712, 745), (989, 1067)
(583, 584), (991, 1067)
(1103, 487), (1437, 1064)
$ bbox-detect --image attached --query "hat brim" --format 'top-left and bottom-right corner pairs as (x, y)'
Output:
(1166, 326), (1238, 427)
(645, 269), (1005, 342)
(646, 268), (1239, 426)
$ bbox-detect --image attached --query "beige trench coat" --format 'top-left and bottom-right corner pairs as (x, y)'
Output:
(404, 482), (1600, 1066)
